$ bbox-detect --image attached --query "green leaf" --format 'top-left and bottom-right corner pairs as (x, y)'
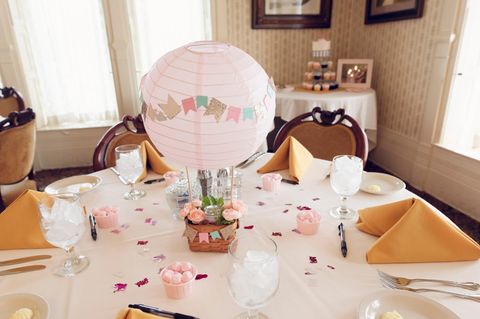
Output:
(217, 197), (224, 207)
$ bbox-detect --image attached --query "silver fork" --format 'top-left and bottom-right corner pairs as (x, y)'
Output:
(378, 270), (480, 291)
(380, 277), (480, 302)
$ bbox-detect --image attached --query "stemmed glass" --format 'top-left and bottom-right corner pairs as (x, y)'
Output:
(329, 155), (363, 220)
(226, 233), (279, 319)
(115, 144), (146, 200)
(37, 193), (89, 277)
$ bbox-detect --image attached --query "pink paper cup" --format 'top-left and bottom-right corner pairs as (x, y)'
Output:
(296, 210), (321, 235)
(262, 173), (282, 192)
(92, 207), (118, 229)
(160, 263), (197, 299)
(163, 171), (180, 186)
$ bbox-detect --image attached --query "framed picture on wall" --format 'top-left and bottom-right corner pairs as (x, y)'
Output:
(252, 0), (333, 29)
(336, 59), (373, 89)
(365, 0), (425, 24)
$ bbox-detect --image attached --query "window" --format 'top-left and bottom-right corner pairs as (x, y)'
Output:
(440, 0), (480, 159)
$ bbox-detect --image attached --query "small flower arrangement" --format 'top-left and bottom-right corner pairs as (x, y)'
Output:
(179, 196), (247, 225)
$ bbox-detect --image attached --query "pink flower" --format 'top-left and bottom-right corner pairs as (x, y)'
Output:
(192, 199), (202, 208)
(232, 200), (247, 215)
(222, 208), (242, 221)
(179, 207), (190, 218)
(187, 208), (205, 224)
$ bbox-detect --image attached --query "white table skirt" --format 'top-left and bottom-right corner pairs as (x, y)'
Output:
(0, 155), (478, 319)
(275, 89), (378, 149)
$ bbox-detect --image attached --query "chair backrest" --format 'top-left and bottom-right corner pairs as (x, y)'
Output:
(92, 114), (160, 171)
(0, 87), (26, 117)
(273, 107), (368, 164)
(0, 108), (36, 184)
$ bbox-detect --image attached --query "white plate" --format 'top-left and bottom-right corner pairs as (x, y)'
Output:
(358, 290), (460, 319)
(45, 175), (102, 195)
(360, 172), (406, 195)
(0, 293), (49, 319)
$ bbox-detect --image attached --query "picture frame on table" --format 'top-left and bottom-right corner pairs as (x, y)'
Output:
(365, 0), (425, 25)
(336, 59), (373, 89)
(252, 0), (333, 29)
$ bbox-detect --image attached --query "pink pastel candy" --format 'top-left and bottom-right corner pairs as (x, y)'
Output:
(162, 269), (174, 283)
(171, 272), (182, 284)
(181, 271), (193, 283)
(180, 262), (192, 272)
(93, 210), (107, 217)
(169, 262), (182, 272)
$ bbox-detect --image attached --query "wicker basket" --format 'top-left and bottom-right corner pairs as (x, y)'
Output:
(185, 220), (238, 253)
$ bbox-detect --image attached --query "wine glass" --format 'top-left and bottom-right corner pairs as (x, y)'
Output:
(37, 193), (89, 277)
(227, 233), (279, 319)
(329, 155), (363, 220)
(115, 144), (146, 200)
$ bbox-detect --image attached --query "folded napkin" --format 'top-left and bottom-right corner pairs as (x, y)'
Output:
(116, 308), (169, 319)
(357, 198), (480, 264)
(257, 136), (313, 182)
(0, 190), (54, 250)
(138, 140), (174, 181)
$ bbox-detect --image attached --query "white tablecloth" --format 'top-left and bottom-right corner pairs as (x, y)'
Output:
(1, 156), (478, 319)
(276, 89), (378, 149)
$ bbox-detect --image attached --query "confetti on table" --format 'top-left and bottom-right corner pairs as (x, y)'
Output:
(244, 225), (254, 229)
(304, 271), (314, 276)
(145, 218), (152, 224)
(292, 229), (301, 234)
(285, 203), (292, 206)
(111, 229), (121, 234)
(113, 283), (127, 293)
(120, 224), (130, 229)
(309, 256), (318, 264)
(327, 265), (335, 270)
(135, 278), (149, 287)
(157, 267), (165, 274)
(153, 254), (166, 262)
(152, 202), (160, 206)
(195, 274), (208, 280)
(282, 209), (289, 213)
(257, 201), (266, 206)
(135, 208), (144, 212)
(151, 220), (157, 226)
(297, 205), (312, 211)
(255, 186), (262, 190)
(312, 197), (320, 201)
(272, 232), (282, 237)
(137, 240), (149, 245)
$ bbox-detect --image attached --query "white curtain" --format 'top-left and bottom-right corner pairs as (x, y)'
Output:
(128, 0), (212, 85)
(8, 0), (118, 128)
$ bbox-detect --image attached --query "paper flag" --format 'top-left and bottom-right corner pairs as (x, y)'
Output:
(254, 104), (266, 120)
(243, 107), (254, 120)
(204, 98), (227, 122)
(196, 96), (208, 108)
(226, 106), (241, 123)
(148, 105), (167, 122)
(199, 232), (210, 243)
(219, 224), (235, 240)
(160, 95), (181, 119)
(182, 97), (196, 114)
(183, 226), (198, 242)
(210, 230), (221, 240)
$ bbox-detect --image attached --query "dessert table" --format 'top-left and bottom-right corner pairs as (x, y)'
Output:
(1, 155), (479, 319)
(276, 89), (378, 149)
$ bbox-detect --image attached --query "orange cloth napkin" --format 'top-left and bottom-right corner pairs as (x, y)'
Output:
(257, 136), (313, 182)
(138, 140), (175, 181)
(116, 308), (169, 319)
(357, 198), (480, 264)
(0, 190), (54, 250)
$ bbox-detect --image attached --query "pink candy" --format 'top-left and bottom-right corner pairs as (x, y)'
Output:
(181, 271), (193, 283)
(297, 210), (320, 223)
(161, 262), (196, 284)
(180, 262), (193, 272)
(92, 206), (119, 228)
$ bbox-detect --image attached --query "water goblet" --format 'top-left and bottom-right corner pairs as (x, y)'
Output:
(37, 193), (89, 277)
(115, 144), (146, 200)
(227, 232), (279, 319)
(329, 155), (363, 220)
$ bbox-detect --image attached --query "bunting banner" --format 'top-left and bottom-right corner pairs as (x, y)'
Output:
(210, 230), (222, 240)
(226, 106), (241, 123)
(219, 223), (236, 240)
(183, 226), (198, 242)
(198, 232), (210, 243)
(182, 97), (196, 114)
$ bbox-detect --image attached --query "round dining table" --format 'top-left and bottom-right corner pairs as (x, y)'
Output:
(0, 155), (478, 319)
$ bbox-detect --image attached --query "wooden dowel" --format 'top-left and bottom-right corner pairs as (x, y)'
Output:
(185, 167), (193, 203)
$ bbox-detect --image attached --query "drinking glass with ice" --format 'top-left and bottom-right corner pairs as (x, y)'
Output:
(115, 144), (146, 200)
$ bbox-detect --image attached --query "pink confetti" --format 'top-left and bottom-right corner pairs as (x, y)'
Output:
(272, 232), (282, 237)
(257, 201), (266, 206)
(151, 220), (157, 226)
(292, 229), (301, 234)
(282, 209), (289, 213)
(327, 265), (335, 270)
(309, 256), (318, 264)
(137, 240), (149, 245)
(153, 254), (166, 262)
(135, 208), (144, 212)
(304, 272), (314, 276)
(297, 205), (312, 211)
(120, 224), (130, 229)
(255, 186), (262, 190)
(111, 229), (121, 234)
(244, 225), (254, 229)
(135, 277), (149, 287)
(145, 218), (152, 224)
(113, 283), (127, 293)
(195, 274), (208, 280)
(312, 197), (320, 201)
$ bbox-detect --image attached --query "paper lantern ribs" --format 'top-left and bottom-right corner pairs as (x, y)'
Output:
(140, 41), (276, 170)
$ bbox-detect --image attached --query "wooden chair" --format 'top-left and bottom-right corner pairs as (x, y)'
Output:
(0, 108), (36, 211)
(0, 87), (26, 117)
(92, 114), (160, 171)
(273, 107), (368, 164)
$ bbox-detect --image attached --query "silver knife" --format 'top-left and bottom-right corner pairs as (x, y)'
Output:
(241, 152), (266, 168)
(0, 254), (52, 267)
(235, 151), (260, 168)
(110, 167), (129, 185)
(0, 265), (46, 276)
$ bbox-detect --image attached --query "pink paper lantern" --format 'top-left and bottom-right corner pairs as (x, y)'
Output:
(140, 41), (275, 169)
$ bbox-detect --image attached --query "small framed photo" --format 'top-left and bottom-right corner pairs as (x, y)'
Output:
(336, 59), (374, 89)
(365, 0), (424, 25)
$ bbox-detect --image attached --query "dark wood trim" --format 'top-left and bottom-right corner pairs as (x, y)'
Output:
(0, 86), (26, 111)
(252, 0), (332, 29)
(365, 0), (424, 25)
(273, 106), (368, 164)
(0, 107), (35, 132)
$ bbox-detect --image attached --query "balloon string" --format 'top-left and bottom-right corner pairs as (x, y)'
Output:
(230, 166), (234, 205)
(185, 167), (192, 203)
